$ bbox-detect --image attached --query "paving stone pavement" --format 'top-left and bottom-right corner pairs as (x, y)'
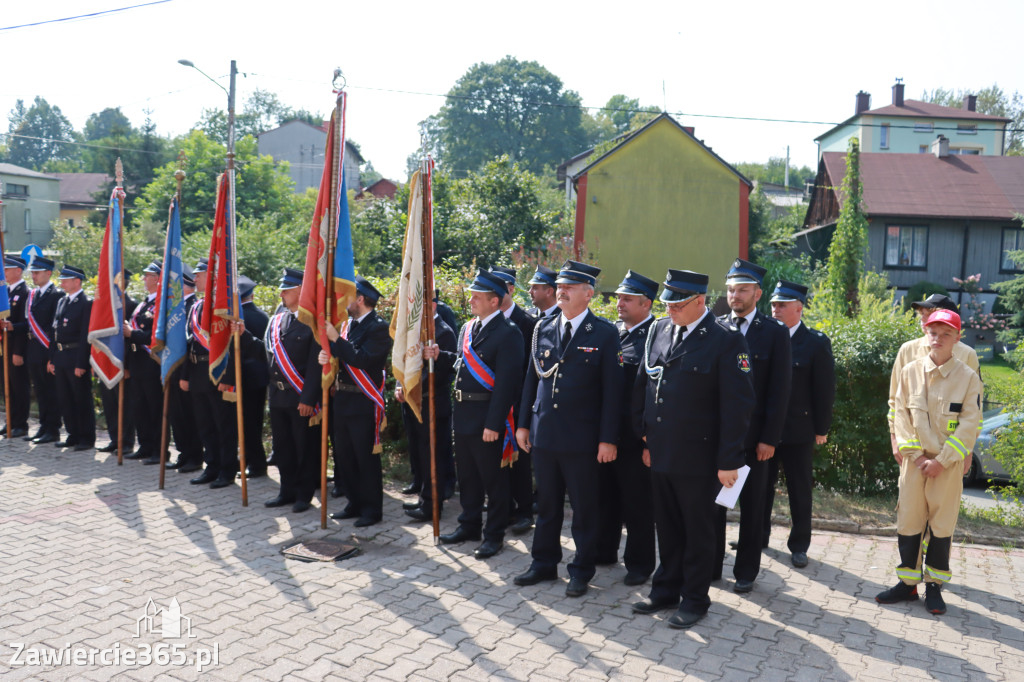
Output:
(1, 429), (1023, 681)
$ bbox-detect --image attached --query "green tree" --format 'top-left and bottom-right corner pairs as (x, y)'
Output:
(582, 94), (660, 146)
(134, 130), (296, 235)
(435, 56), (587, 175)
(734, 157), (815, 188)
(5, 96), (77, 169)
(818, 138), (868, 317)
(196, 89), (323, 146)
(922, 84), (1024, 155)
(83, 108), (132, 140)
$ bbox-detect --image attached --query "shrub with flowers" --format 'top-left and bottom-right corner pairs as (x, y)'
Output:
(953, 273), (1007, 334)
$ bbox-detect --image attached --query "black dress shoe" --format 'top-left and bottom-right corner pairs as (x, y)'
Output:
(210, 477), (234, 489)
(73, 443), (95, 452)
(631, 597), (679, 615)
(26, 430), (46, 442)
(330, 485), (345, 499)
(728, 540), (740, 550)
(124, 449), (148, 460)
(330, 509), (359, 520)
(165, 459), (183, 470)
(508, 518), (534, 535)
(142, 455), (161, 465)
(291, 501), (312, 513)
(55, 439), (77, 448)
(667, 608), (705, 629)
(354, 516), (380, 528)
(404, 507), (434, 522)
(402, 500), (423, 511)
(244, 469), (267, 479)
(439, 527), (480, 544)
(401, 483), (421, 495)
(513, 568), (557, 586)
(264, 496), (295, 508)
(734, 579), (754, 593)
(9, 427), (28, 438)
(473, 540), (503, 559)
(624, 571), (650, 586)
(190, 470), (218, 485)
(96, 443), (118, 453)
(0, 425), (6, 435)
(791, 552), (809, 568)
(178, 463), (203, 474)
(565, 578), (589, 598)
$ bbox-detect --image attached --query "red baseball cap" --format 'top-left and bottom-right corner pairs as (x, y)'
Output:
(925, 309), (961, 333)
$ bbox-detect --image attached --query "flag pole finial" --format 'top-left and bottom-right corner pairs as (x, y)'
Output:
(174, 151), (187, 200)
(115, 158), (124, 187)
(332, 67), (346, 93)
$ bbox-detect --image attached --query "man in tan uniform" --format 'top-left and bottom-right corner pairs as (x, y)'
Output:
(888, 294), (979, 459)
(877, 309), (982, 615)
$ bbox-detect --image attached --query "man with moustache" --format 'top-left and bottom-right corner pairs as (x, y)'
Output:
(23, 256), (62, 444)
(435, 269), (523, 557)
(1, 256), (30, 439)
(514, 260), (623, 598)
(631, 269), (754, 629)
(596, 270), (658, 586)
(714, 258), (791, 594)
(48, 264), (95, 450)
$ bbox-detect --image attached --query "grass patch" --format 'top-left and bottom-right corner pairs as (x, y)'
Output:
(981, 356), (1021, 407)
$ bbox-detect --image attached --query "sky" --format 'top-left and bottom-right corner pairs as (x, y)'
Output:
(2, 0), (1022, 182)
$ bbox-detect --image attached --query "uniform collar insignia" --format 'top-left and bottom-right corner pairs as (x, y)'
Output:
(584, 322), (593, 333)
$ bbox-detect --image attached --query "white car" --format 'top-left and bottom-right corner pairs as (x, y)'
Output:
(964, 408), (1018, 485)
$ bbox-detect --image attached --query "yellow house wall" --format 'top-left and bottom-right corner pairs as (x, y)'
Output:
(61, 208), (91, 227)
(580, 118), (742, 293)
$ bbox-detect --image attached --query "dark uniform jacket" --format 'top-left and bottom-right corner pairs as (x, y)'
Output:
(329, 311), (392, 417)
(25, 282), (61, 365)
(779, 323), (835, 444)
(412, 315), (456, 413)
(126, 295), (158, 371)
(240, 300), (270, 389)
(448, 314), (523, 436)
(616, 315), (654, 448)
(6, 280), (29, 357)
(507, 304), (537, 373)
(720, 310), (792, 451)
(266, 310), (321, 410)
(634, 312), (755, 476)
(520, 309), (622, 454)
(50, 291), (92, 370)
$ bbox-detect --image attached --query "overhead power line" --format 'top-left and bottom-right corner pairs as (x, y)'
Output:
(0, 1), (174, 32)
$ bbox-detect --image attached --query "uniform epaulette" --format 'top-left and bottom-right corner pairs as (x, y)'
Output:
(715, 317), (739, 332)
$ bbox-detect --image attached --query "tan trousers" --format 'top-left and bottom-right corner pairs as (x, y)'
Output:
(896, 455), (962, 537)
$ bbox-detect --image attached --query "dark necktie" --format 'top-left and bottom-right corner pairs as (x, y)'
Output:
(471, 319), (481, 340)
(560, 321), (572, 355)
(733, 316), (746, 329)
(671, 324), (686, 352)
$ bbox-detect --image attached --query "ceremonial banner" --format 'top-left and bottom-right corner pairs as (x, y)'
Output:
(87, 188), (126, 388)
(297, 95), (356, 387)
(151, 196), (188, 384)
(389, 164), (431, 423)
(201, 173), (238, 386)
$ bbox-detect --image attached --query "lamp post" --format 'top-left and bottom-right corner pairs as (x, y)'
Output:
(178, 59), (237, 167)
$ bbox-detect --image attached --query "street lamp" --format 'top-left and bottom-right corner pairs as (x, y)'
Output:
(178, 58), (237, 166)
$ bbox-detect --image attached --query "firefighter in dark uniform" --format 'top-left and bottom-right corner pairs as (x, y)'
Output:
(763, 280), (835, 568)
(238, 277), (270, 477)
(526, 265), (559, 319)
(631, 269), (755, 629)
(2, 255), (30, 438)
(96, 269), (136, 454)
(401, 298), (458, 523)
(23, 256), (61, 444)
(321, 276), (393, 527)
(264, 268), (321, 513)
(122, 260), (163, 463)
(435, 269), (523, 557)
(596, 270), (657, 586)
(182, 259), (239, 488)
(514, 260), (623, 599)
(491, 265), (538, 536)
(165, 265), (203, 472)
(714, 258), (791, 594)
(48, 265), (95, 450)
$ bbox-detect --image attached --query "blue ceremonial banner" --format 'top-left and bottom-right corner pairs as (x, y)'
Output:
(152, 196), (188, 385)
(87, 188), (126, 388)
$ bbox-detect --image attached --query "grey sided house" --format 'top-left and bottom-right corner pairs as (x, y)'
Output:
(797, 137), (1024, 320)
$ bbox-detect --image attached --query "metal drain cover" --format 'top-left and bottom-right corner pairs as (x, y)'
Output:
(282, 540), (361, 562)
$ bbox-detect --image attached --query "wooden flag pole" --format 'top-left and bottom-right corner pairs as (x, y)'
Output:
(420, 160), (440, 543)
(115, 159), (126, 466)
(0, 180), (10, 442)
(320, 88), (343, 530)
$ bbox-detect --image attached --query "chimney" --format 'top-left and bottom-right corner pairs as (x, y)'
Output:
(931, 135), (949, 158)
(855, 91), (871, 115)
(963, 94), (977, 112)
(892, 79), (905, 107)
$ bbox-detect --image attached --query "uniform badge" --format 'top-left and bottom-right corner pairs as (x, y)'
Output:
(737, 353), (751, 373)
(947, 420), (959, 431)
(617, 350), (624, 366)
(585, 323), (593, 332)
(544, 350), (550, 358)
